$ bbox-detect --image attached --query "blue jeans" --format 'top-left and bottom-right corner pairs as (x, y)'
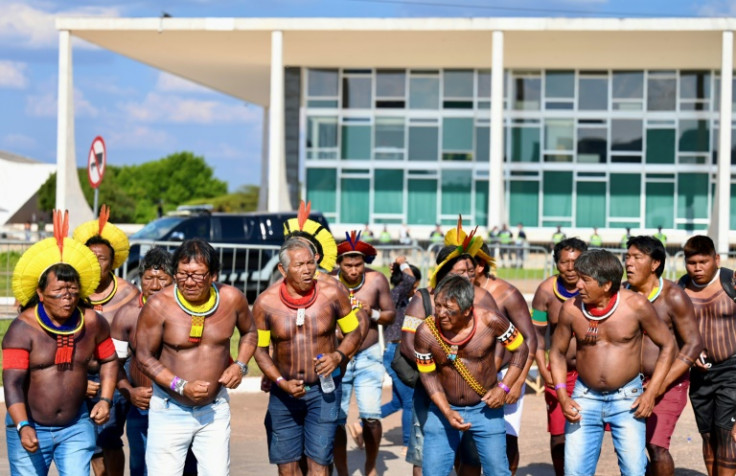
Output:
(339, 343), (384, 423)
(406, 384), (430, 466)
(5, 406), (96, 476)
(146, 384), (230, 476)
(127, 405), (148, 476)
(86, 372), (129, 451)
(422, 400), (509, 476)
(381, 342), (413, 445)
(565, 375), (646, 476)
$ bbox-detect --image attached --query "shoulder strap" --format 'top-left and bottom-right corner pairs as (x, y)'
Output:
(419, 287), (432, 318)
(677, 274), (689, 289)
(720, 268), (736, 302)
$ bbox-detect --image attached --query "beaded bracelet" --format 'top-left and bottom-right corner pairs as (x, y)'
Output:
(554, 383), (567, 390)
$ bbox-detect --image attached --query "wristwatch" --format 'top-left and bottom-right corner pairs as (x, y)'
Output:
(234, 360), (249, 376)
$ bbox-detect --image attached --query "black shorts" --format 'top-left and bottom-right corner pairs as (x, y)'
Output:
(689, 354), (736, 434)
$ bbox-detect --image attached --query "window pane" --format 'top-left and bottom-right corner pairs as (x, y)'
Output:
(475, 126), (490, 162)
(307, 116), (338, 151)
(545, 71), (574, 98)
(680, 71), (710, 100)
(543, 171), (573, 218)
(306, 168), (336, 213)
(610, 173), (640, 218)
(408, 126), (439, 161)
(646, 129), (675, 164)
(475, 180), (489, 227)
(444, 70), (473, 98)
(611, 120), (643, 152)
(545, 119), (574, 152)
(576, 181), (606, 227)
(577, 127), (607, 163)
(340, 178), (369, 223)
(307, 69), (338, 97)
(477, 70), (491, 98)
(647, 76), (676, 111)
(679, 120), (710, 153)
(374, 169), (403, 214)
(342, 77), (372, 109)
(441, 170), (472, 217)
(408, 179), (437, 225)
(341, 125), (372, 160)
(376, 70), (406, 97)
(511, 127), (540, 162)
(677, 173), (709, 220)
(513, 76), (541, 110)
(645, 182), (674, 228)
(375, 117), (404, 149)
(578, 77), (608, 110)
(443, 118), (473, 151)
(510, 181), (539, 227)
(612, 71), (644, 99)
(409, 77), (440, 109)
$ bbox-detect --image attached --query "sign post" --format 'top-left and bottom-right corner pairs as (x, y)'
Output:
(87, 136), (106, 216)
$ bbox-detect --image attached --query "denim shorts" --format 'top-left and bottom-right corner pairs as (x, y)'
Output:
(338, 343), (385, 423)
(267, 378), (341, 466)
(6, 406), (96, 476)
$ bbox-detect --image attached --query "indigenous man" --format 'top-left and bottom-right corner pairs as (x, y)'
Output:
(550, 249), (676, 476)
(333, 231), (396, 476)
(680, 235), (736, 475)
(414, 274), (529, 476)
(400, 220), (501, 476)
(3, 210), (118, 475)
(254, 238), (365, 476)
(111, 247), (196, 476)
(474, 243), (537, 475)
(73, 205), (140, 476)
(530, 237), (587, 476)
(625, 236), (702, 476)
(136, 238), (257, 475)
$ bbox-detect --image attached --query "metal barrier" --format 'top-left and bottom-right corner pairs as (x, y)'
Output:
(0, 240), (34, 310)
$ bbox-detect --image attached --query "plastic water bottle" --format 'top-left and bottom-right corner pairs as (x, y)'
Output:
(316, 354), (336, 393)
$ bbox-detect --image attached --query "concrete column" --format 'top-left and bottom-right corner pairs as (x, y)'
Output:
(715, 30), (733, 256)
(56, 30), (93, 227)
(489, 30), (505, 229)
(267, 31), (289, 212)
(257, 106), (269, 211)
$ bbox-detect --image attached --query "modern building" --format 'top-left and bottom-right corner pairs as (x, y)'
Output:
(0, 150), (55, 226)
(55, 17), (736, 251)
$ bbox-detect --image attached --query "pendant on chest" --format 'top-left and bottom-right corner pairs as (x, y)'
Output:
(448, 345), (459, 361)
(296, 308), (306, 327)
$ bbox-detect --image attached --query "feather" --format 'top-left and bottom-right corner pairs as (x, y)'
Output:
(297, 201), (311, 231)
(98, 204), (110, 235)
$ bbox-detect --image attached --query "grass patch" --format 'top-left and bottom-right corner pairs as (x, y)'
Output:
(0, 250), (22, 297)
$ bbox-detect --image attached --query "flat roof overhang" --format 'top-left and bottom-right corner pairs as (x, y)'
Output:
(57, 17), (736, 106)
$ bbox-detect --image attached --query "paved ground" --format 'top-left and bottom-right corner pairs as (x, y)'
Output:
(0, 381), (708, 475)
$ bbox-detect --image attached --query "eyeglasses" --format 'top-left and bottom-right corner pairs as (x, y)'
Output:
(174, 271), (210, 283)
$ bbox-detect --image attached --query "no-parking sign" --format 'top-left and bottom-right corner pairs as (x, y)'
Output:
(87, 136), (106, 189)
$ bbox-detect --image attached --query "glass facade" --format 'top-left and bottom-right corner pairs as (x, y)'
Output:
(304, 68), (732, 228)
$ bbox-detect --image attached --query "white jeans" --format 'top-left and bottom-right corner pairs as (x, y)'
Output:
(146, 384), (231, 476)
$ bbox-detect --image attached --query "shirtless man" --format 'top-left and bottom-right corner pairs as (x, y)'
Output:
(414, 274), (529, 476)
(474, 243), (537, 475)
(400, 242), (500, 476)
(136, 238), (258, 475)
(624, 236), (702, 476)
(333, 231), (396, 476)
(530, 237), (587, 475)
(4, 215), (118, 475)
(73, 207), (140, 476)
(680, 235), (736, 476)
(253, 238), (365, 475)
(550, 249), (676, 476)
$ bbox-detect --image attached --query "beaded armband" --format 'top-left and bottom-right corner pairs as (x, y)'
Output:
(415, 351), (436, 373)
(257, 330), (271, 347)
(497, 323), (524, 351)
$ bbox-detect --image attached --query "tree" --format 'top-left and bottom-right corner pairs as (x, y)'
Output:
(186, 185), (260, 212)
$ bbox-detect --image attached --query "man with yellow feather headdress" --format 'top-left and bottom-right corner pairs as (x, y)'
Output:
(73, 204), (140, 476)
(3, 210), (119, 476)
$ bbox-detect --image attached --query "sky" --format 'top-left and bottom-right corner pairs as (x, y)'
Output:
(0, 0), (732, 193)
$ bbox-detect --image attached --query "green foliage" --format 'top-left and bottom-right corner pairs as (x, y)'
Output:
(186, 185), (260, 212)
(37, 152), (231, 223)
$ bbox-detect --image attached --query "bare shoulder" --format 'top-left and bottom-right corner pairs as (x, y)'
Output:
(85, 308), (110, 333)
(217, 282), (248, 305)
(558, 298), (579, 323)
(661, 279), (689, 305)
(621, 288), (651, 315)
(366, 267), (389, 284)
(117, 278), (140, 297)
(2, 314), (36, 348)
(532, 276), (555, 304)
(113, 300), (141, 327)
(474, 285), (498, 311)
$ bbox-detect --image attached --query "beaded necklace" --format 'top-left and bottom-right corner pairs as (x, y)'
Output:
(279, 281), (318, 326)
(138, 294), (146, 308)
(553, 276), (579, 302)
(339, 271), (365, 310)
(434, 313), (477, 361)
(89, 272), (118, 311)
(580, 292), (620, 343)
(36, 303), (84, 367)
(626, 276), (663, 303)
(691, 269), (720, 289)
(174, 284), (220, 343)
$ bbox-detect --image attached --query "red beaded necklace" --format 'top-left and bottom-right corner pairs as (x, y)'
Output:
(581, 292), (619, 343)
(279, 281), (318, 326)
(434, 312), (477, 361)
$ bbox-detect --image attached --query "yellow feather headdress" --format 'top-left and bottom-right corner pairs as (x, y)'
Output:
(428, 215), (495, 288)
(283, 201), (337, 272)
(72, 204), (130, 270)
(12, 210), (101, 306)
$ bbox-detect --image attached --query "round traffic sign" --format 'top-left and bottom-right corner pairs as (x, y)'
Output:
(87, 136), (106, 189)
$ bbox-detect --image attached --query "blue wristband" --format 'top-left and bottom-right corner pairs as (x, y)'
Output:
(16, 420), (30, 433)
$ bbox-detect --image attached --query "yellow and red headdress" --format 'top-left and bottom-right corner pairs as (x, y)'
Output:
(283, 201), (337, 272)
(72, 204), (129, 270)
(12, 210), (101, 306)
(429, 216), (495, 288)
(338, 230), (377, 264)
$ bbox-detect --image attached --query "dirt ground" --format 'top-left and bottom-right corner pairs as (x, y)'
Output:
(0, 381), (708, 475)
